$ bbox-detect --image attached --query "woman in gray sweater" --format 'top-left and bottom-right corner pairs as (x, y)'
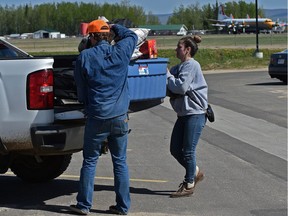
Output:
(166, 35), (208, 198)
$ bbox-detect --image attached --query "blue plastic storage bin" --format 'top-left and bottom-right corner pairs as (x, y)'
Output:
(128, 58), (168, 102)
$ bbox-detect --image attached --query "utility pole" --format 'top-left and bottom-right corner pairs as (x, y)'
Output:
(255, 0), (259, 52)
(254, 0), (263, 58)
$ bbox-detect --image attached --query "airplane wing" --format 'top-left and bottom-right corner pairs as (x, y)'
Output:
(207, 18), (222, 22)
(211, 23), (226, 27)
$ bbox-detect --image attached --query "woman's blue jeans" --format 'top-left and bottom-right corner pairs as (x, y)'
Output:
(76, 114), (130, 214)
(170, 113), (206, 183)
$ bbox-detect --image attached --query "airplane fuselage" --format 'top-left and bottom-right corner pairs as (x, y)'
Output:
(221, 18), (275, 30)
(212, 4), (277, 33)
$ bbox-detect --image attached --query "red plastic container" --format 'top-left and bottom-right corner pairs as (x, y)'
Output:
(139, 39), (158, 59)
(80, 23), (89, 36)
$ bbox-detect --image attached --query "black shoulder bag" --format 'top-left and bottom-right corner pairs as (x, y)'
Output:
(206, 104), (215, 123)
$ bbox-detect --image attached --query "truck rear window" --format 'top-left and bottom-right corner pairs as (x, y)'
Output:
(0, 43), (19, 57)
(0, 41), (29, 58)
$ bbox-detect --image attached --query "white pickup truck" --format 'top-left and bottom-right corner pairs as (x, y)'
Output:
(0, 38), (168, 182)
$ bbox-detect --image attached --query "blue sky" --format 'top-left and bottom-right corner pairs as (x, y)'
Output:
(0, 0), (286, 14)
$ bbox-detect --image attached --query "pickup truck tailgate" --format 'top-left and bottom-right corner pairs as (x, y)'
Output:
(0, 58), (55, 152)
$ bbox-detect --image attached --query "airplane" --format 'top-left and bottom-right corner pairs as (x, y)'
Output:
(272, 19), (287, 33)
(210, 4), (277, 34)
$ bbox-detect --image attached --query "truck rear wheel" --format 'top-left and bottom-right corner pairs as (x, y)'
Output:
(10, 154), (72, 183)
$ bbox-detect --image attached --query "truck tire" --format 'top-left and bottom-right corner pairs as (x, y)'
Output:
(10, 154), (72, 183)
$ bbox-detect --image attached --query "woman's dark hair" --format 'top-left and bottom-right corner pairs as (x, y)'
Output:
(179, 35), (202, 57)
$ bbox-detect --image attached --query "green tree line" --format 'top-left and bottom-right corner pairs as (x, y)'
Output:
(0, 1), (153, 35)
(0, 0), (263, 36)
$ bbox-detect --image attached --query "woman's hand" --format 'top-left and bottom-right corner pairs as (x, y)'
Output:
(166, 68), (173, 80)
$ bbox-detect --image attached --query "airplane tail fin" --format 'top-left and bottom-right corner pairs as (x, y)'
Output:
(218, 4), (230, 20)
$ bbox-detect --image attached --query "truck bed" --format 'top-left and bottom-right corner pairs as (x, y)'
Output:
(51, 55), (168, 114)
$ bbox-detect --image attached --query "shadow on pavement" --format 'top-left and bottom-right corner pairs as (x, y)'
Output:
(246, 81), (287, 86)
(0, 175), (172, 214)
(95, 184), (173, 196)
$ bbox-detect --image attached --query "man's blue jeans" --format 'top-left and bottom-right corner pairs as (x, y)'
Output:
(170, 113), (206, 183)
(76, 114), (130, 214)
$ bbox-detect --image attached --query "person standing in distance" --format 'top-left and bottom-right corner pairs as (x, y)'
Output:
(166, 35), (207, 198)
(70, 19), (137, 215)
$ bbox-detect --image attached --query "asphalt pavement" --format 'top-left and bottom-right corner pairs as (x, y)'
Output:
(0, 69), (286, 216)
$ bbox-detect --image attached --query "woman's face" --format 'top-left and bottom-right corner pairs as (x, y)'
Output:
(175, 42), (189, 62)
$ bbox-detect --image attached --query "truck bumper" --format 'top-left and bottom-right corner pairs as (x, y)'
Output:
(31, 120), (85, 155)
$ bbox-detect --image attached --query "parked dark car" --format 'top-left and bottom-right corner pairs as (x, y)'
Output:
(268, 49), (287, 84)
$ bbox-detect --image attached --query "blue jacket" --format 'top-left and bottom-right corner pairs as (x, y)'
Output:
(74, 24), (137, 119)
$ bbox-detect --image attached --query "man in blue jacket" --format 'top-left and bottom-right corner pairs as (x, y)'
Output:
(70, 19), (137, 215)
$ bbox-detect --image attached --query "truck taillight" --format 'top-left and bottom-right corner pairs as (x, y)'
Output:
(27, 69), (54, 110)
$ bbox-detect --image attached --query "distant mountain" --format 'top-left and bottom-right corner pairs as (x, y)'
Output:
(263, 9), (287, 22)
(156, 9), (287, 24)
(157, 14), (171, 24)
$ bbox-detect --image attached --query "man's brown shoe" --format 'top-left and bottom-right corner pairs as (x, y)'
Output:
(69, 205), (89, 215)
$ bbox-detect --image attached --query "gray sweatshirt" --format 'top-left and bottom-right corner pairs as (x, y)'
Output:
(167, 58), (208, 116)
